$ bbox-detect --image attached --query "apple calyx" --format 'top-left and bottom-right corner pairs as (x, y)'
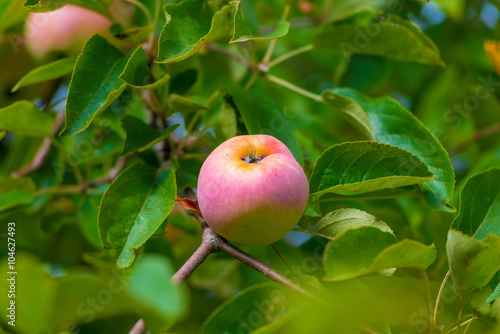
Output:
(241, 155), (267, 164)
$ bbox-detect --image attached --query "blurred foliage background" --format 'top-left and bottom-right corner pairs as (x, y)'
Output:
(1, 0), (500, 333)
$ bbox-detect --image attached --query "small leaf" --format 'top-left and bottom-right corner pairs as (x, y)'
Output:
(121, 115), (179, 156)
(12, 57), (77, 92)
(309, 141), (433, 197)
(169, 94), (208, 113)
(119, 46), (170, 90)
(0, 177), (36, 212)
(314, 208), (394, 238)
(451, 168), (500, 240)
(323, 226), (436, 281)
(334, 88), (455, 211)
(321, 90), (375, 140)
(231, 88), (302, 164)
(174, 198), (200, 212)
(61, 35), (128, 136)
(313, 11), (444, 66)
(127, 254), (187, 333)
(156, 0), (236, 63)
(98, 164), (176, 268)
(0, 101), (53, 137)
(200, 283), (300, 334)
(230, 1), (289, 43)
(447, 230), (500, 295)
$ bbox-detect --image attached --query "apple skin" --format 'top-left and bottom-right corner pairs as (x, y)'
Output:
(25, 5), (113, 58)
(197, 135), (309, 247)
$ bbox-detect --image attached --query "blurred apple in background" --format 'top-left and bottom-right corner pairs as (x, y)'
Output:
(197, 135), (309, 247)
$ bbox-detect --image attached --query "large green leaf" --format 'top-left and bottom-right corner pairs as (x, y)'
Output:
(0, 177), (35, 212)
(451, 168), (500, 240)
(314, 208), (394, 238)
(126, 254), (188, 333)
(447, 230), (500, 295)
(11, 57), (77, 92)
(121, 115), (179, 155)
(98, 164), (176, 268)
(323, 226), (436, 281)
(0, 101), (53, 137)
(0, 0), (27, 32)
(200, 283), (300, 334)
(231, 88), (302, 164)
(321, 90), (375, 140)
(332, 88), (455, 211)
(313, 11), (444, 66)
(230, 1), (289, 43)
(23, 0), (112, 18)
(156, 0), (235, 63)
(119, 47), (170, 90)
(61, 35), (128, 136)
(309, 141), (433, 196)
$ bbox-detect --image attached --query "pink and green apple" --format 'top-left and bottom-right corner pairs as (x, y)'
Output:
(197, 135), (309, 246)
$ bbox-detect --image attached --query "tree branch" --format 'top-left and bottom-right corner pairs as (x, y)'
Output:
(447, 123), (500, 155)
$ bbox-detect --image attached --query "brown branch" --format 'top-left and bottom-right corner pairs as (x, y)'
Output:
(447, 122), (500, 155)
(11, 110), (65, 177)
(129, 223), (314, 334)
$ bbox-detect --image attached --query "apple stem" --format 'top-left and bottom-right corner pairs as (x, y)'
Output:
(129, 222), (315, 334)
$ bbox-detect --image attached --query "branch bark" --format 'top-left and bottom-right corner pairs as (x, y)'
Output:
(129, 222), (312, 334)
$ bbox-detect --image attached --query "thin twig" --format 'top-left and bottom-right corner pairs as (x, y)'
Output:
(206, 43), (253, 70)
(11, 110), (65, 177)
(267, 44), (314, 68)
(265, 74), (322, 101)
(271, 244), (303, 278)
(433, 270), (451, 326)
(292, 228), (334, 240)
(447, 123), (500, 155)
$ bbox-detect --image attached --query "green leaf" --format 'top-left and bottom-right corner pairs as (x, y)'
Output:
(156, 0), (236, 63)
(23, 0), (112, 18)
(230, 1), (289, 43)
(200, 283), (300, 334)
(451, 168), (500, 240)
(0, 177), (35, 212)
(231, 88), (303, 165)
(169, 94), (208, 114)
(111, 25), (155, 44)
(321, 90), (376, 140)
(220, 99), (237, 139)
(313, 11), (444, 66)
(119, 47), (170, 90)
(314, 208), (394, 238)
(0, 101), (53, 137)
(61, 35), (128, 136)
(121, 115), (179, 155)
(11, 57), (77, 92)
(169, 69), (198, 95)
(323, 226), (436, 281)
(309, 141), (433, 197)
(126, 254), (187, 333)
(333, 88), (455, 211)
(447, 230), (500, 294)
(0, 0), (28, 32)
(98, 164), (176, 268)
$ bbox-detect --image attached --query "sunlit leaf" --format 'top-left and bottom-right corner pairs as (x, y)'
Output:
(0, 177), (35, 212)
(23, 0), (112, 18)
(98, 164), (176, 268)
(61, 35), (128, 136)
(0, 101), (53, 137)
(309, 141), (433, 196)
(12, 57), (77, 92)
(119, 46), (170, 90)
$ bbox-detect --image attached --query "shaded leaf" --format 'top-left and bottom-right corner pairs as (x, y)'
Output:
(313, 11), (444, 66)
(231, 88), (302, 164)
(127, 254), (187, 333)
(170, 69), (198, 95)
(230, 1), (289, 43)
(309, 141), (433, 197)
(121, 115), (179, 156)
(23, 0), (112, 18)
(200, 283), (300, 334)
(169, 94), (208, 113)
(321, 90), (375, 140)
(452, 168), (500, 240)
(334, 88), (455, 211)
(61, 35), (128, 136)
(12, 57), (77, 92)
(447, 230), (500, 295)
(156, 0), (235, 63)
(98, 164), (176, 268)
(119, 46), (170, 90)
(0, 101), (53, 137)
(0, 177), (35, 212)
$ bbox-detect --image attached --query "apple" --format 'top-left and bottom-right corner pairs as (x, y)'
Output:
(25, 5), (113, 58)
(197, 135), (309, 247)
